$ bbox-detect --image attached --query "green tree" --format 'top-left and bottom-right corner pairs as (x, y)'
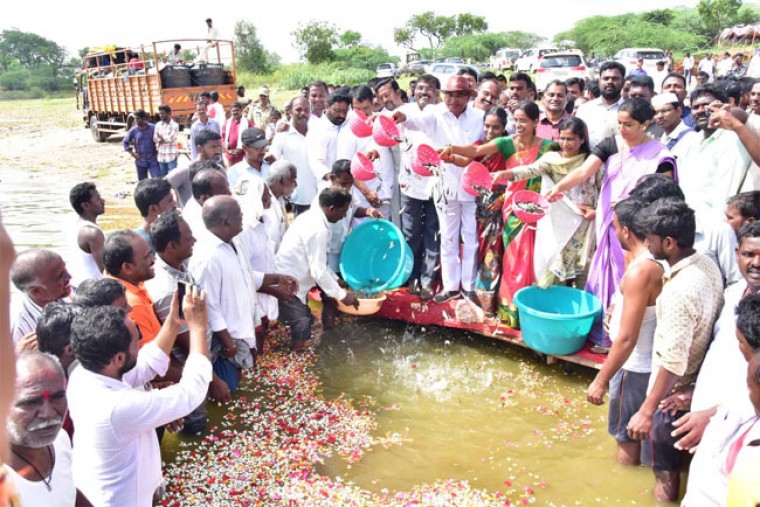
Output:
(234, 20), (279, 74)
(292, 21), (338, 64)
(641, 9), (675, 25)
(697, 0), (743, 33)
(339, 30), (362, 48)
(437, 32), (539, 62)
(451, 13), (488, 37)
(0, 29), (66, 74)
(394, 11), (486, 51)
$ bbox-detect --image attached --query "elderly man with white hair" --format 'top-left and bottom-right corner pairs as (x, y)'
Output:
(264, 160), (298, 252)
(4, 351), (85, 506)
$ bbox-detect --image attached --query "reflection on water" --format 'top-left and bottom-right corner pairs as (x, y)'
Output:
(316, 318), (660, 505)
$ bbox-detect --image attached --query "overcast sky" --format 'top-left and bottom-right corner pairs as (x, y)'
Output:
(4, 0), (743, 63)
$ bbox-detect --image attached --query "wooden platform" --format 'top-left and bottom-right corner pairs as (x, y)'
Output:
(374, 288), (605, 371)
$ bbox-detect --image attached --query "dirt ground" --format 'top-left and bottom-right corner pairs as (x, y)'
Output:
(0, 96), (157, 229)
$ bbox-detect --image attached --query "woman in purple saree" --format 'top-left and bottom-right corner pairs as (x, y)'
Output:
(548, 98), (676, 349)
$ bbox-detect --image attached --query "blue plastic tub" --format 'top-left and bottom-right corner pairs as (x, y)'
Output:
(339, 219), (413, 294)
(513, 285), (602, 355)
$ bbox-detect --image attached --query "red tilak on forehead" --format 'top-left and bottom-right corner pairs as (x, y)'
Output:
(41, 390), (52, 399)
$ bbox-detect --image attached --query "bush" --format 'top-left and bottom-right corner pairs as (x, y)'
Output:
(0, 69), (30, 91)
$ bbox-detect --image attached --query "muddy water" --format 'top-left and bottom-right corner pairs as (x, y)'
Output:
(316, 319), (661, 505)
(2, 168), (663, 505)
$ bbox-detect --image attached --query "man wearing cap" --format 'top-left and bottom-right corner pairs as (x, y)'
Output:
(392, 75), (484, 303)
(123, 109), (159, 180)
(221, 102), (253, 167)
(227, 128), (271, 190)
(652, 92), (698, 159)
(247, 85), (275, 129)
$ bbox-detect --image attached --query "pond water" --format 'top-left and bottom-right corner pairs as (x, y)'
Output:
(2, 168), (666, 505)
(313, 319), (659, 505)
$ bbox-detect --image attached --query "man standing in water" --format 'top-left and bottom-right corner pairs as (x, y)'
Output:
(586, 198), (663, 465)
(67, 182), (106, 290)
(626, 197), (723, 502)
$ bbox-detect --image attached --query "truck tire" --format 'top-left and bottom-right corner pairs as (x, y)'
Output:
(90, 115), (109, 143)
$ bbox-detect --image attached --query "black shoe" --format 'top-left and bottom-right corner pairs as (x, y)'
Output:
(461, 290), (478, 302)
(432, 290), (460, 304)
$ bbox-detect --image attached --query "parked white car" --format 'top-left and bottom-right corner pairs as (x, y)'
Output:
(535, 51), (589, 92)
(376, 63), (400, 78)
(612, 48), (667, 76)
(514, 47), (559, 73)
(428, 63), (479, 88)
(490, 48), (521, 71)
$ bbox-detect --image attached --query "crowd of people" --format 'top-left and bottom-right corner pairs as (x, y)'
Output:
(2, 54), (760, 505)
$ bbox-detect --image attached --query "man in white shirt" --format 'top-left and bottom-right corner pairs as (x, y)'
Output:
(228, 127), (270, 189)
(274, 187), (358, 350)
(652, 92), (698, 159)
(576, 61), (625, 147)
(395, 74), (441, 299)
(68, 290), (211, 507)
(269, 96), (314, 216)
(306, 91), (350, 193)
(682, 52), (694, 85)
(264, 160), (297, 253)
(681, 294), (760, 507)
(182, 168), (231, 237)
(10, 249), (72, 344)
(190, 196), (296, 392)
(697, 53), (715, 81)
(337, 85), (394, 220)
(5, 352), (82, 507)
(677, 85), (755, 222)
(393, 75), (484, 303)
(204, 18), (219, 62)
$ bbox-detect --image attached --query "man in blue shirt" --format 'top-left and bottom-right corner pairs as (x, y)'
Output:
(123, 109), (159, 180)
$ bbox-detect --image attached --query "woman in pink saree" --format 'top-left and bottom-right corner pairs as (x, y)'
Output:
(548, 98), (676, 349)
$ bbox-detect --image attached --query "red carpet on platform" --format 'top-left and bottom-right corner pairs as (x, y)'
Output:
(309, 287), (606, 368)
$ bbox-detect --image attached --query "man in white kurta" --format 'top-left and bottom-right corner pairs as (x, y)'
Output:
(396, 75), (484, 302)
(68, 301), (211, 507)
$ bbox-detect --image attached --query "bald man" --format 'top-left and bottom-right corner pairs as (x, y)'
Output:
(181, 169), (231, 237)
(10, 249), (72, 344)
(4, 352), (84, 505)
(189, 196), (296, 398)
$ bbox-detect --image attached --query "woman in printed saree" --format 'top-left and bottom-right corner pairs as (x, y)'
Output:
(493, 116), (597, 289)
(547, 98), (676, 349)
(443, 101), (554, 325)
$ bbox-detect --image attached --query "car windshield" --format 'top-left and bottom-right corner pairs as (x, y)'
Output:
(541, 55), (582, 68)
(506, 51), (520, 59)
(637, 51), (666, 60)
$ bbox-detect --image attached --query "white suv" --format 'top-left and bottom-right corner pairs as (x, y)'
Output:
(535, 51), (589, 92)
(376, 63), (399, 78)
(514, 48), (559, 73)
(613, 48), (667, 76)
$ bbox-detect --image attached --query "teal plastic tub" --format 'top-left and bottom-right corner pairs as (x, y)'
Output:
(339, 219), (412, 294)
(513, 285), (602, 355)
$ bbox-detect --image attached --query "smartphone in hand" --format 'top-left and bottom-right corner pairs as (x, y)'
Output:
(177, 280), (187, 319)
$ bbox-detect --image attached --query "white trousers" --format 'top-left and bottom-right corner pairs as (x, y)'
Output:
(436, 199), (477, 292)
